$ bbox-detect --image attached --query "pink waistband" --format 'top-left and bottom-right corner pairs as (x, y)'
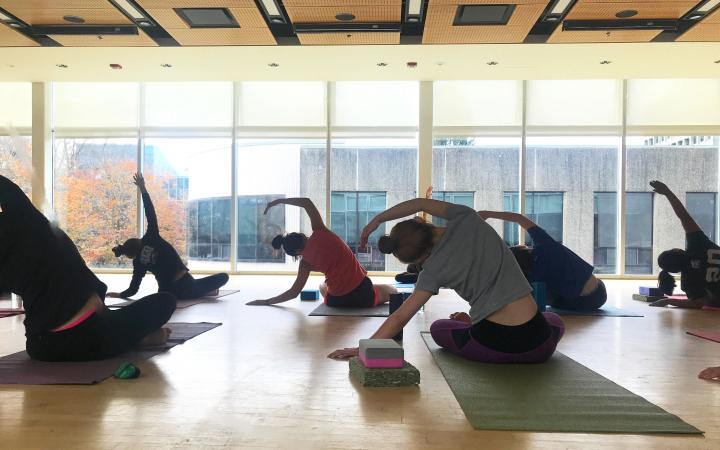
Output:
(53, 307), (97, 332)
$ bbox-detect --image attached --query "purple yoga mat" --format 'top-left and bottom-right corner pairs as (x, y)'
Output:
(0, 322), (221, 385)
(687, 330), (720, 343)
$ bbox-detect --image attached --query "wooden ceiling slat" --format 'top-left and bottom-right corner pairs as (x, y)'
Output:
(0, 24), (39, 46)
(49, 32), (158, 47)
(0, 1), (111, 8)
(298, 31), (400, 44)
(135, 0), (257, 8)
(286, 6), (401, 23)
(166, 28), (276, 45)
(284, 1), (401, 6)
(677, 24), (720, 42)
(566, 1), (697, 20)
(547, 28), (662, 43)
(7, 9), (133, 26)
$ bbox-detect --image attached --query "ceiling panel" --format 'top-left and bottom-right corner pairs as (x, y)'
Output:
(49, 31), (158, 47)
(285, 0), (401, 6)
(166, 28), (276, 45)
(298, 31), (400, 45)
(286, 6), (400, 23)
(0, 1), (112, 8)
(136, 0), (256, 7)
(566, 1), (697, 20)
(423, 2), (546, 44)
(6, 9), (132, 25)
(0, 24), (39, 46)
(677, 24), (720, 42)
(428, 0), (543, 4)
(547, 28), (661, 43)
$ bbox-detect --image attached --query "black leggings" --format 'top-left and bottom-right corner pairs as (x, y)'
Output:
(164, 273), (229, 300)
(26, 293), (176, 362)
(550, 279), (607, 311)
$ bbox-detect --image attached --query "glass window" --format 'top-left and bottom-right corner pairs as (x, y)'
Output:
(143, 138), (232, 271)
(431, 191), (474, 226)
(433, 137), (520, 240)
(526, 136), (620, 272)
(593, 192), (616, 274)
(526, 80), (623, 129)
(238, 82), (326, 127)
(0, 136), (32, 196)
(53, 138), (138, 268)
(687, 192), (717, 242)
(331, 137), (417, 272)
(331, 191), (386, 271)
(0, 82), (32, 130)
(626, 136), (719, 274)
(236, 138), (327, 270)
(627, 80), (720, 129)
(503, 192), (564, 246)
(54, 83), (139, 129)
(433, 81), (522, 127)
(333, 82), (418, 127)
(144, 82), (233, 128)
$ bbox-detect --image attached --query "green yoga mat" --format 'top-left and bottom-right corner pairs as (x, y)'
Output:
(547, 305), (643, 317)
(309, 303), (389, 317)
(420, 333), (701, 434)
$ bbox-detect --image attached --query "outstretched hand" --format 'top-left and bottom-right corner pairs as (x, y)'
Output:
(246, 299), (270, 306)
(133, 172), (147, 193)
(698, 366), (720, 382)
(328, 347), (359, 360)
(650, 180), (672, 196)
(360, 218), (380, 250)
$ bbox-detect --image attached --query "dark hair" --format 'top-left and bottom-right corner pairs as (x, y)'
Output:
(509, 246), (533, 280)
(113, 238), (142, 259)
(658, 271), (676, 296)
(272, 233), (306, 257)
(381, 218), (435, 264)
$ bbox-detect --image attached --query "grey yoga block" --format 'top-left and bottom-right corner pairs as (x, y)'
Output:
(359, 339), (404, 360)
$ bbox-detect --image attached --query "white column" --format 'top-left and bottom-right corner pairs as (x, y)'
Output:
(230, 81), (240, 272)
(418, 81), (433, 200)
(31, 82), (52, 214)
(618, 80), (628, 275)
(518, 80), (528, 245)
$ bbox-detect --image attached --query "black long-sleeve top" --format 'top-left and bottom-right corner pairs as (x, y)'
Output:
(119, 191), (187, 298)
(0, 176), (107, 335)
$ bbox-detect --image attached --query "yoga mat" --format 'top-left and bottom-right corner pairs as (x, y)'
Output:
(109, 290), (240, 309)
(0, 322), (221, 385)
(0, 308), (24, 319)
(309, 303), (389, 317)
(547, 305), (643, 317)
(395, 283), (415, 290)
(687, 330), (720, 343)
(420, 332), (701, 434)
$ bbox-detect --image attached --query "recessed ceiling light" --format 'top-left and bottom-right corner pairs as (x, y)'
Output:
(56, 64), (68, 68)
(138, 20), (151, 27)
(270, 18), (284, 23)
(110, 63), (123, 70)
(408, 17), (419, 22)
(268, 62), (279, 67)
(436, 61), (444, 66)
(377, 62), (388, 67)
(487, 61), (498, 66)
(161, 63), (172, 68)
(63, 15), (85, 24)
(9, 23), (21, 28)
(335, 13), (355, 21)
(689, 14), (703, 20)
(615, 10), (638, 18)
(600, 60), (612, 65)
(715, 60), (720, 64)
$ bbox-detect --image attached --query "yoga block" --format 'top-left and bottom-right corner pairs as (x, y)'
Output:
(531, 282), (547, 312)
(300, 290), (320, 300)
(359, 339), (404, 368)
(349, 357), (420, 387)
(632, 293), (665, 303)
(639, 286), (663, 296)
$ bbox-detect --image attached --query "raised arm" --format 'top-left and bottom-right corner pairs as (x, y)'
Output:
(246, 259), (312, 306)
(327, 289), (434, 359)
(265, 197), (325, 231)
(650, 180), (700, 233)
(360, 198), (452, 248)
(134, 173), (159, 236)
(478, 210), (538, 230)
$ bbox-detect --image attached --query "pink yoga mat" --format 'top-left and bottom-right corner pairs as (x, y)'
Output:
(687, 330), (720, 343)
(0, 309), (24, 319)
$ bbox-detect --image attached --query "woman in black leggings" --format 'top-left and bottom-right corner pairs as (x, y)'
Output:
(108, 173), (229, 301)
(0, 175), (175, 362)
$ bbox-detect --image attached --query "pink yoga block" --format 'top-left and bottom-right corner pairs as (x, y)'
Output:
(358, 353), (404, 369)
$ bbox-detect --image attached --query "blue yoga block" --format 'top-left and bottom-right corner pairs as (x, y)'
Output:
(300, 290), (320, 300)
(531, 282), (547, 312)
(639, 286), (663, 297)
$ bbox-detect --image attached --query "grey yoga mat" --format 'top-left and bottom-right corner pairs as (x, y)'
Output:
(0, 322), (221, 385)
(420, 332), (701, 434)
(546, 305), (643, 317)
(109, 290), (240, 309)
(309, 303), (389, 317)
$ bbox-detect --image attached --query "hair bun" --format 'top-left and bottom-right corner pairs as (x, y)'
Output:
(271, 234), (284, 250)
(378, 235), (396, 254)
(112, 245), (123, 258)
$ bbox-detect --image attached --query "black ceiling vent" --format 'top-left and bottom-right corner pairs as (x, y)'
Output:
(175, 8), (239, 28)
(453, 4), (516, 26)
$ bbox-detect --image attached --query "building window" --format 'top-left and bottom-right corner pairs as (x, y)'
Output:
(331, 191), (386, 271)
(431, 191), (474, 226)
(235, 195), (286, 263)
(593, 192), (654, 274)
(687, 192), (717, 242)
(503, 192), (564, 246)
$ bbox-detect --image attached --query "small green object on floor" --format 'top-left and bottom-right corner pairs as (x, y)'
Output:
(113, 362), (140, 380)
(349, 356), (420, 387)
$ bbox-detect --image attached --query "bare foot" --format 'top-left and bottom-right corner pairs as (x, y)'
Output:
(139, 327), (171, 347)
(206, 289), (219, 297)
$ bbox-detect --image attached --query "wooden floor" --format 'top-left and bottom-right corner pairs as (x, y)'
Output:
(1, 276), (718, 449)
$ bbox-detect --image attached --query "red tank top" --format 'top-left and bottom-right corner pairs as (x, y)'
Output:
(302, 229), (367, 296)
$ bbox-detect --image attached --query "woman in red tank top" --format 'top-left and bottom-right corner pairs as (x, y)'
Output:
(246, 198), (397, 307)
